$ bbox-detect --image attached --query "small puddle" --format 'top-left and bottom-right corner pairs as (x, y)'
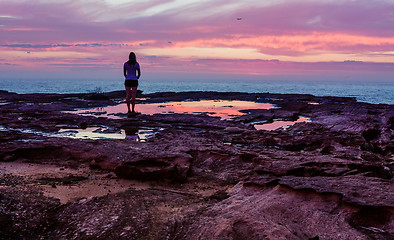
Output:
(0, 99), (10, 105)
(58, 126), (159, 141)
(0, 126), (55, 137)
(253, 116), (311, 131)
(308, 102), (322, 105)
(1, 125), (160, 141)
(67, 100), (276, 120)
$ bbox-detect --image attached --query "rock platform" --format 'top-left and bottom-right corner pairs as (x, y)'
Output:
(0, 90), (393, 239)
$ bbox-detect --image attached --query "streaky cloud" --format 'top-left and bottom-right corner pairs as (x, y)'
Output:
(0, 43), (125, 49)
(0, 0), (393, 78)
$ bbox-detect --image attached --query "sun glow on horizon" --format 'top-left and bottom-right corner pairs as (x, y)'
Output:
(0, 0), (393, 80)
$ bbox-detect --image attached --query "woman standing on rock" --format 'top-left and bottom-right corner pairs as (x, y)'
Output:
(123, 52), (141, 115)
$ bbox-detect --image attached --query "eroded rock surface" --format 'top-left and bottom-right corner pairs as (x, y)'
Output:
(0, 90), (393, 239)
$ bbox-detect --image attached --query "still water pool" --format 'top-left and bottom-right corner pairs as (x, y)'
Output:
(69, 99), (276, 120)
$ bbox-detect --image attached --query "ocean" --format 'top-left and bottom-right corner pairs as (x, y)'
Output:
(0, 78), (393, 105)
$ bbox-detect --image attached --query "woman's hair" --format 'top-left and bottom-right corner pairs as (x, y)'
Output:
(127, 52), (137, 66)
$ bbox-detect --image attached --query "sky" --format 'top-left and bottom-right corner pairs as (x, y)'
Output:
(0, 0), (394, 82)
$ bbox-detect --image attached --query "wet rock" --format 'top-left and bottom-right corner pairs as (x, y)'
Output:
(84, 93), (110, 100)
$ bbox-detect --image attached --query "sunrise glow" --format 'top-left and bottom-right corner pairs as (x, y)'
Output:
(1, 0), (393, 80)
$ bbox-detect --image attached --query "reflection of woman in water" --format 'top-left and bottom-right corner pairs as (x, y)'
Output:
(123, 52), (141, 114)
(124, 128), (140, 141)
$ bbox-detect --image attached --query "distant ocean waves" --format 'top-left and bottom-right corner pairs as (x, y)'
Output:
(0, 78), (393, 105)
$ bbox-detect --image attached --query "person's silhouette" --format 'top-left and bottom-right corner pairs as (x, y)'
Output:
(123, 52), (141, 114)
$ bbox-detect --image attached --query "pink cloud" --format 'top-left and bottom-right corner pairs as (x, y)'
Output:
(0, 0), (393, 79)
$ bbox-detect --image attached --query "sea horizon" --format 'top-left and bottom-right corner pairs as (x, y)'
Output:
(1, 78), (393, 105)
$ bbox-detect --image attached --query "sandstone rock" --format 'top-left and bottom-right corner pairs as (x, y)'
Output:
(159, 183), (370, 240)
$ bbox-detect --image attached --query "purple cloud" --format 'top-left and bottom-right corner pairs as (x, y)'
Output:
(0, 0), (393, 78)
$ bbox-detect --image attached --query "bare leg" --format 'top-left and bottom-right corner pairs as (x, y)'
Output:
(131, 86), (137, 112)
(125, 86), (131, 113)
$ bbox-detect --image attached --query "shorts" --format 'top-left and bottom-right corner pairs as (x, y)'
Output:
(125, 80), (138, 87)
